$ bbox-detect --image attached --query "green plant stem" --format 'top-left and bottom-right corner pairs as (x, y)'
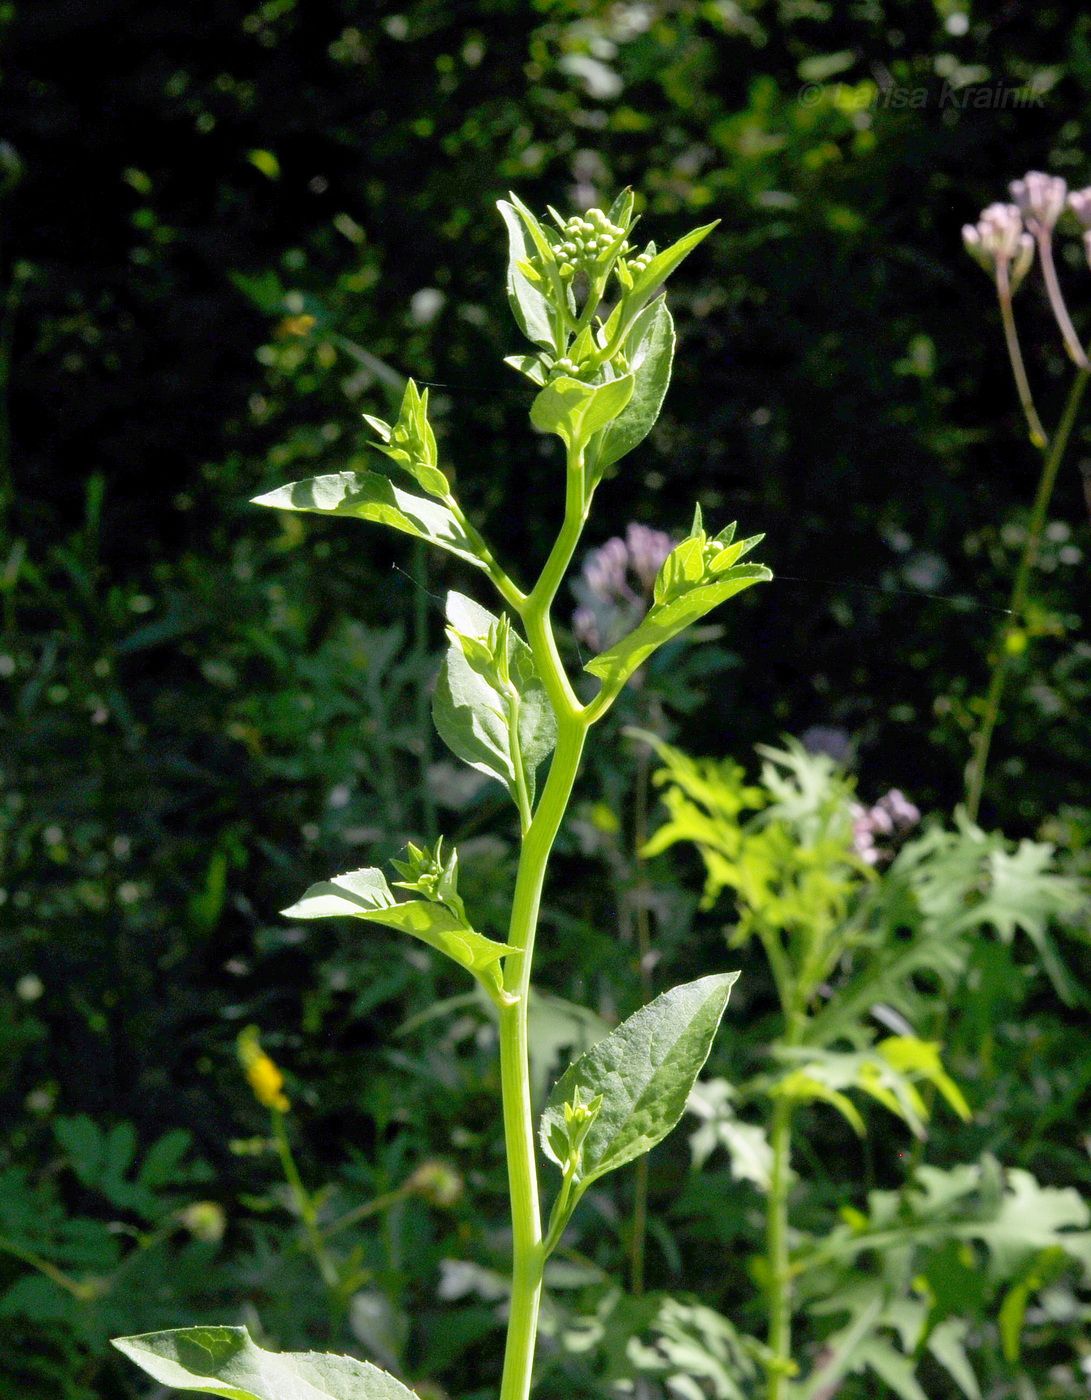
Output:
(271, 1110), (339, 1293)
(629, 733), (654, 1297)
(0, 1236), (99, 1301)
(965, 366), (1088, 820)
(412, 538), (438, 840)
(498, 717), (586, 1400)
(766, 1092), (795, 1400)
(320, 1184), (414, 1241)
(498, 445), (592, 1400)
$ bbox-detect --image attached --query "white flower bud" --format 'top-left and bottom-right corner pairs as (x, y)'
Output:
(1010, 232), (1035, 292)
(1068, 187), (1091, 230)
(962, 203), (1027, 285)
(1009, 170), (1067, 234)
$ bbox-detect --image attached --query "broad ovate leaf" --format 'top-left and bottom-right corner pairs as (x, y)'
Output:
(590, 299), (675, 476)
(112, 1326), (419, 1399)
(282, 866), (513, 1000)
(252, 471), (486, 571)
(530, 374), (634, 455)
(540, 972), (739, 1187)
(497, 198), (556, 350)
(432, 591), (556, 807)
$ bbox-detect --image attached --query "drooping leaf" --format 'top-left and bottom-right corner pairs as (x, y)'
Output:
(540, 973), (739, 1188)
(282, 866), (514, 999)
(530, 374), (634, 455)
(590, 299), (675, 476)
(251, 472), (486, 570)
(432, 591), (556, 807)
(497, 199), (556, 350)
(112, 1326), (419, 1399)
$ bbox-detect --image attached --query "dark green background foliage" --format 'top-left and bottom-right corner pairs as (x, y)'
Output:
(2, 1), (1091, 1396)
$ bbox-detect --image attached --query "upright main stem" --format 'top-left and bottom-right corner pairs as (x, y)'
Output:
(965, 368), (1088, 820)
(497, 453), (591, 1400)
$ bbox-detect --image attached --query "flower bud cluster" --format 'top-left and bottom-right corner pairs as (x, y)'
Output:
(1068, 185), (1091, 269)
(850, 789), (920, 866)
(555, 207), (627, 280)
(962, 203), (1034, 292)
(1010, 171), (1067, 235)
(391, 836), (465, 920)
(621, 243), (654, 276)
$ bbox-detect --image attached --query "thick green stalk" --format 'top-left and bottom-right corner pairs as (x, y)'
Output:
(766, 1093), (795, 1400)
(965, 367), (1088, 820)
(498, 448), (590, 1400)
(498, 717), (587, 1400)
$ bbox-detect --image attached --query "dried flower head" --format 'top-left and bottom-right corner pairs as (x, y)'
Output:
(1010, 170), (1068, 235)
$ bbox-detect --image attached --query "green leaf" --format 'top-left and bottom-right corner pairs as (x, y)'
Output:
(591, 299), (675, 477)
(585, 567), (770, 693)
(497, 199), (556, 349)
(112, 1326), (419, 1399)
(998, 1246), (1069, 1362)
(530, 374), (634, 455)
(432, 591), (556, 807)
(282, 866), (514, 1000)
(503, 353), (549, 386)
(626, 221), (719, 304)
(540, 973), (739, 1187)
(251, 472), (486, 571)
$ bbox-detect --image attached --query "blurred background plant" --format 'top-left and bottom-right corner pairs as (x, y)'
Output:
(4, 1), (1091, 1396)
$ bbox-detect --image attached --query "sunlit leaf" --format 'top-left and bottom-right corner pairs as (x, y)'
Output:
(541, 973), (739, 1186)
(112, 1326), (418, 1399)
(283, 866), (513, 999)
(251, 472), (487, 570)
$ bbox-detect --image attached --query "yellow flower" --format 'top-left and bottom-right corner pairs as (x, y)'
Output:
(237, 1025), (291, 1113)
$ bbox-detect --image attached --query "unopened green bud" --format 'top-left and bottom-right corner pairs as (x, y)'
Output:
(407, 1159), (464, 1208)
(180, 1201), (227, 1243)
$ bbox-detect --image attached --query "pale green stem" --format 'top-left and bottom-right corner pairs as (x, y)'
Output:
(0, 1236), (99, 1301)
(319, 1184), (413, 1241)
(965, 366), (1089, 820)
(497, 443), (592, 1400)
(272, 1110), (340, 1292)
(506, 684), (533, 835)
(498, 717), (587, 1400)
(629, 735), (654, 1296)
